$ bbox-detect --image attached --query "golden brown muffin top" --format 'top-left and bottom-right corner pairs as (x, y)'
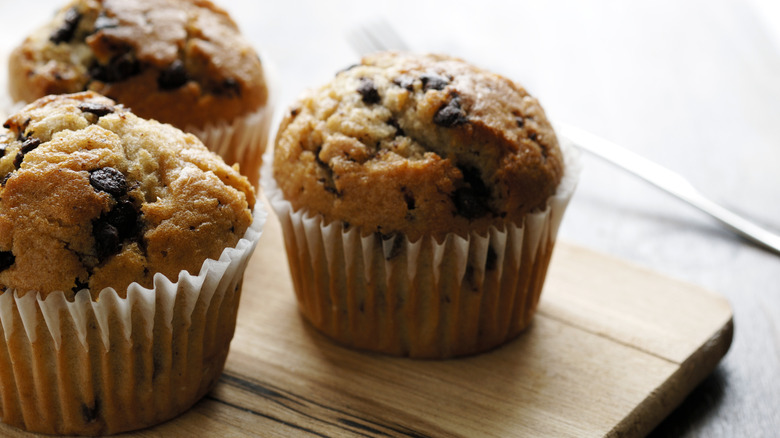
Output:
(273, 52), (563, 241)
(0, 92), (255, 299)
(8, 0), (268, 129)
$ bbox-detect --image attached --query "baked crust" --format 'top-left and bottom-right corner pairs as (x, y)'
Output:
(0, 91), (255, 298)
(8, 0), (267, 129)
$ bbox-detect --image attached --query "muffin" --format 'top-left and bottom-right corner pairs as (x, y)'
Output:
(8, 0), (273, 186)
(264, 52), (579, 359)
(0, 91), (263, 435)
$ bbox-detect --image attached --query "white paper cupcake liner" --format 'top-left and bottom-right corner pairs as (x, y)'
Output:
(262, 138), (580, 358)
(0, 206), (266, 435)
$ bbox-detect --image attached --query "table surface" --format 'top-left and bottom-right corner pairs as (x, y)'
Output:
(1, 0), (779, 436)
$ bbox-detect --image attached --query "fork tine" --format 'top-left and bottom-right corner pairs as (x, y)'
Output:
(348, 19), (410, 56)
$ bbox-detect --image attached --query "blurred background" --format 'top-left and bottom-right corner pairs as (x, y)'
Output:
(1, 0), (778, 436)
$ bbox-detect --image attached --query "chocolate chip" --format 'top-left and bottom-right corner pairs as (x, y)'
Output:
(453, 188), (490, 219)
(89, 167), (127, 197)
(14, 137), (41, 168)
(92, 200), (139, 259)
(387, 118), (405, 136)
(157, 60), (188, 90)
(108, 200), (139, 237)
(393, 76), (415, 91)
(452, 165), (492, 219)
(538, 142), (549, 160)
(217, 78), (241, 97)
(529, 132), (538, 142)
(20, 137), (40, 154)
(93, 221), (120, 260)
(89, 53), (140, 83)
(1, 172), (13, 187)
(433, 94), (468, 127)
(0, 251), (15, 272)
(357, 78), (381, 104)
(0, 143), (6, 158)
(515, 116), (524, 128)
(49, 7), (82, 44)
(314, 149), (339, 196)
(420, 73), (448, 91)
(81, 398), (100, 423)
(401, 187), (415, 210)
(93, 13), (119, 32)
(78, 102), (114, 117)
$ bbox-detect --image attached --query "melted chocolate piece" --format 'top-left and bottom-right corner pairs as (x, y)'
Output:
(104, 200), (139, 237)
(0, 251), (15, 272)
(217, 78), (241, 97)
(158, 60), (188, 90)
(89, 167), (127, 197)
(392, 75), (415, 91)
(1, 172), (13, 187)
(89, 53), (140, 83)
(92, 199), (140, 260)
(49, 7), (82, 44)
(387, 118), (405, 137)
(420, 73), (449, 91)
(357, 78), (381, 104)
(453, 188), (490, 219)
(401, 187), (416, 210)
(93, 221), (120, 260)
(452, 165), (492, 219)
(14, 137), (41, 168)
(433, 94), (468, 127)
(78, 102), (114, 117)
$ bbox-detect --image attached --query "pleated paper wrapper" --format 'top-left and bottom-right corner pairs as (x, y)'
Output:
(262, 139), (581, 359)
(0, 207), (266, 435)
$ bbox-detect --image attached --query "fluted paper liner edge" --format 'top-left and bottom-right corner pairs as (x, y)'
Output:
(262, 139), (580, 358)
(0, 206), (266, 435)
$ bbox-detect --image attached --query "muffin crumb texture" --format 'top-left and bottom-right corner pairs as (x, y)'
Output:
(273, 52), (563, 241)
(9, 0), (268, 129)
(0, 91), (255, 299)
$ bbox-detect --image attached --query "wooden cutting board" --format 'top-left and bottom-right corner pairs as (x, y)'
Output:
(4, 210), (733, 438)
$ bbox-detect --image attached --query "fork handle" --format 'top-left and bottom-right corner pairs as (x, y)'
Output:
(555, 122), (780, 255)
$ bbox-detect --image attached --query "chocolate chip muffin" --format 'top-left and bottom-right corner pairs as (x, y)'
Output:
(8, 0), (273, 185)
(0, 91), (263, 435)
(266, 52), (579, 358)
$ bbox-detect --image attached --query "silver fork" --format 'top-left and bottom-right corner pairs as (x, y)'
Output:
(347, 21), (780, 256)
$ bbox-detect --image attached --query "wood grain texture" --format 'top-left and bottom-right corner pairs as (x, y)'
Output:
(0, 210), (732, 437)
